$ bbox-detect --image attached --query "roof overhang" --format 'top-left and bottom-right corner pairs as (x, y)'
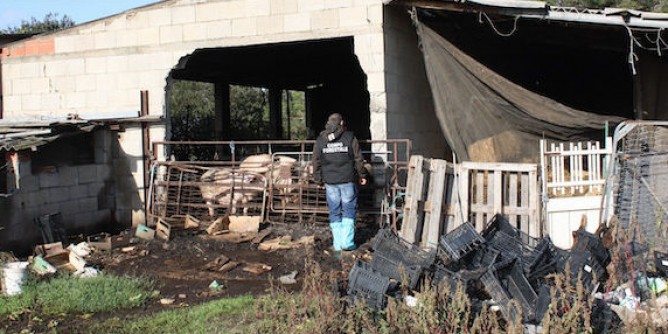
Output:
(386, 0), (668, 29)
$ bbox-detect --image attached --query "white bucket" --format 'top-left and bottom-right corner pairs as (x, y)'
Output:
(2, 262), (29, 296)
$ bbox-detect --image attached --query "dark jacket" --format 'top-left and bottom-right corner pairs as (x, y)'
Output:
(312, 130), (367, 184)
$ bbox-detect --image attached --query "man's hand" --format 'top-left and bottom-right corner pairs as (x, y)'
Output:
(359, 178), (368, 186)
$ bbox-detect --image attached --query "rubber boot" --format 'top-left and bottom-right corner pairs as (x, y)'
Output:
(329, 222), (342, 251)
(339, 218), (357, 251)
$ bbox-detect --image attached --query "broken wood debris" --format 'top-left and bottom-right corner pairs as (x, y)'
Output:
(242, 263), (272, 275)
(258, 235), (315, 251)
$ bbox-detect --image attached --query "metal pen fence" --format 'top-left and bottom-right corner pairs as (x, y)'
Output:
(147, 139), (411, 226)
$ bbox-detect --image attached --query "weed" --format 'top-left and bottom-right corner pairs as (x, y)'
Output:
(0, 274), (153, 316)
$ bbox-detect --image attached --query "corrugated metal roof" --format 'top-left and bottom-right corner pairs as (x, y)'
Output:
(0, 122), (97, 152)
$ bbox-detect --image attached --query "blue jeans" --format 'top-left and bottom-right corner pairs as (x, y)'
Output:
(325, 182), (357, 223)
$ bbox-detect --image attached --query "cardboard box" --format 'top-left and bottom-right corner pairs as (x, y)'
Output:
(135, 225), (156, 240)
(156, 219), (171, 241)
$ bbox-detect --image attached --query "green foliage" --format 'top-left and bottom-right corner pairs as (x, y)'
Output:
(545, 0), (668, 12)
(169, 80), (216, 161)
(0, 274), (152, 316)
(229, 85), (271, 140)
(1, 13), (75, 34)
(169, 81), (308, 160)
(91, 295), (254, 334)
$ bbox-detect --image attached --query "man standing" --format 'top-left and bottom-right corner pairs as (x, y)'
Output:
(312, 113), (368, 251)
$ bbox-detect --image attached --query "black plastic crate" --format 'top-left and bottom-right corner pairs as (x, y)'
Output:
(439, 222), (485, 263)
(371, 229), (435, 289)
(347, 260), (391, 309)
(503, 262), (538, 321)
(483, 214), (518, 239)
(371, 255), (423, 289)
(432, 265), (463, 291)
(563, 250), (606, 291)
(487, 231), (523, 261)
(534, 285), (552, 324)
(572, 227), (610, 267)
(474, 247), (500, 269)
(480, 270), (519, 322)
(372, 229), (435, 268)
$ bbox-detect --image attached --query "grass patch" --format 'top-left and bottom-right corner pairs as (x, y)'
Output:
(91, 295), (254, 334)
(0, 274), (152, 316)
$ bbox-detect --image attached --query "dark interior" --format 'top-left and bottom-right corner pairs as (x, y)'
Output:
(169, 37), (371, 140)
(421, 10), (636, 119)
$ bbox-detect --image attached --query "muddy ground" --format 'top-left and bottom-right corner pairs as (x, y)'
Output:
(2, 217), (380, 333)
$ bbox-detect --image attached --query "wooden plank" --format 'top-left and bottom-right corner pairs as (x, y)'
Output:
(422, 159), (448, 248)
(401, 155), (425, 243)
(508, 173), (518, 227)
(529, 169), (540, 238)
(459, 164), (470, 227)
(475, 171), (484, 230)
(493, 170), (502, 216)
(460, 161), (536, 172)
(520, 173), (530, 233)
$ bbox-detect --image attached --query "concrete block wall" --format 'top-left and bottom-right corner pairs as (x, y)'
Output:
(0, 141), (117, 253)
(383, 6), (448, 159)
(1, 0), (387, 123)
(1, 0), (388, 208)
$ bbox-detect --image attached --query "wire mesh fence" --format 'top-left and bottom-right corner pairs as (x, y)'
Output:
(605, 121), (668, 285)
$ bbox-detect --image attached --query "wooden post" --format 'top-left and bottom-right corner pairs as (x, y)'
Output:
(422, 159), (447, 248)
(214, 82), (230, 159)
(269, 88), (283, 138)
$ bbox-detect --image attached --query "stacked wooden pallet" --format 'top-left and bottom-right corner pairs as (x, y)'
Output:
(399, 155), (541, 248)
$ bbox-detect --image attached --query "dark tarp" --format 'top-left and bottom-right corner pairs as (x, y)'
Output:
(415, 14), (625, 162)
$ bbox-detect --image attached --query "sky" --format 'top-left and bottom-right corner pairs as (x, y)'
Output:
(0, 0), (159, 30)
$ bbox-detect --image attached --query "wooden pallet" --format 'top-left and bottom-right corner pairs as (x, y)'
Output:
(400, 156), (459, 247)
(399, 156), (542, 247)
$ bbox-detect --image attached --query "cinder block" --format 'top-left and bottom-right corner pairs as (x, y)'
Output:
(136, 27), (160, 46)
(2, 95), (21, 112)
(355, 33), (384, 55)
(39, 172), (60, 189)
(256, 15), (284, 35)
(366, 4), (383, 24)
(116, 30), (139, 48)
(196, 2), (224, 22)
(79, 197), (100, 212)
(232, 17), (257, 36)
(54, 35), (78, 54)
(48, 187), (70, 203)
(311, 9), (339, 30)
(19, 175), (39, 192)
(148, 7), (172, 26)
(206, 21), (232, 39)
(172, 6), (196, 24)
(339, 6), (367, 28)
(76, 75), (97, 92)
(183, 23), (207, 41)
(21, 95), (41, 111)
(94, 31), (117, 50)
(298, 0), (325, 11)
(356, 52), (384, 73)
(324, 0), (353, 9)
(87, 182), (105, 197)
(27, 191), (47, 206)
(69, 185), (89, 200)
(50, 76), (76, 93)
(77, 165), (99, 184)
(160, 25), (183, 44)
(11, 79), (31, 95)
(271, 0), (298, 14)
(60, 200), (79, 216)
(64, 92), (86, 109)
(283, 13), (310, 32)
(246, 0), (271, 16)
(57, 167), (78, 186)
(97, 165), (112, 180)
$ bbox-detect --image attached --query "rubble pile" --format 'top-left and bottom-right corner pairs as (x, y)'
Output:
(346, 214), (634, 331)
